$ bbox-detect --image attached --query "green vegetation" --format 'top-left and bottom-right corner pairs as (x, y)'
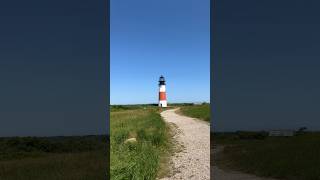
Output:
(179, 103), (210, 121)
(110, 106), (170, 180)
(214, 132), (320, 180)
(111, 104), (158, 112)
(0, 135), (108, 180)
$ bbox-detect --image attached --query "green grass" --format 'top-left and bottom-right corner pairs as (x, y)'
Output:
(0, 136), (108, 180)
(110, 107), (170, 180)
(215, 132), (320, 180)
(0, 151), (107, 180)
(179, 104), (210, 121)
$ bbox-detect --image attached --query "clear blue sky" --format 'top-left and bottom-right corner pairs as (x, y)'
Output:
(0, 0), (107, 136)
(214, 0), (320, 131)
(110, 0), (210, 104)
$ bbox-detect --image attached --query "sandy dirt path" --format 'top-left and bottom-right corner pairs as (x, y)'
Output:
(212, 145), (277, 180)
(160, 108), (210, 180)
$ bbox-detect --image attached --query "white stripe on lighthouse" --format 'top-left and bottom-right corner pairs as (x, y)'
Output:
(159, 100), (167, 107)
(159, 85), (166, 92)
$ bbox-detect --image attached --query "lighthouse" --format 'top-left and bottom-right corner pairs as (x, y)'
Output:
(158, 75), (167, 107)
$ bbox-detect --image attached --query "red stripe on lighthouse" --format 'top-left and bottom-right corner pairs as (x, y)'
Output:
(159, 92), (166, 100)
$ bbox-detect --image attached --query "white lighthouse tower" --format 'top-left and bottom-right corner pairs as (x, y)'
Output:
(158, 75), (167, 107)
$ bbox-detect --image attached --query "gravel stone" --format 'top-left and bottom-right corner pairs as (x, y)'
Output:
(160, 108), (210, 180)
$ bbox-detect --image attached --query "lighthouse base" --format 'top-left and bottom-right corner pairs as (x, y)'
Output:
(159, 100), (167, 107)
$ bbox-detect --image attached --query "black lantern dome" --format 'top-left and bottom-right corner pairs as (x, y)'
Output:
(159, 75), (166, 85)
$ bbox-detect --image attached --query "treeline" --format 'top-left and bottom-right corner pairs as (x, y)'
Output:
(214, 131), (269, 141)
(214, 129), (314, 143)
(110, 104), (158, 112)
(0, 135), (108, 154)
(110, 102), (210, 112)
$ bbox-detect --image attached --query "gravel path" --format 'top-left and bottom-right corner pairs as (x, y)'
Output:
(212, 146), (277, 180)
(160, 108), (210, 180)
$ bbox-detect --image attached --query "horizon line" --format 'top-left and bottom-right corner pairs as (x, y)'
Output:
(110, 101), (210, 106)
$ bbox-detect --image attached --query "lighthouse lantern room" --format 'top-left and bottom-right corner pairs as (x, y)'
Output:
(158, 75), (167, 107)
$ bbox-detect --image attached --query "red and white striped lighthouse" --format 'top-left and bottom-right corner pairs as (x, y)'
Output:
(158, 75), (167, 107)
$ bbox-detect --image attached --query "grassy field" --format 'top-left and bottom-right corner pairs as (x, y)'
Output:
(179, 103), (210, 121)
(110, 106), (170, 180)
(214, 132), (320, 180)
(0, 135), (108, 180)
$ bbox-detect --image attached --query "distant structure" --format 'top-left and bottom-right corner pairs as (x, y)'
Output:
(268, 130), (294, 137)
(158, 75), (167, 107)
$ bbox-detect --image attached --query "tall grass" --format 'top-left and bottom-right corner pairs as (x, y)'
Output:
(179, 104), (210, 121)
(110, 108), (169, 180)
(215, 132), (320, 180)
(0, 135), (108, 180)
(0, 151), (107, 180)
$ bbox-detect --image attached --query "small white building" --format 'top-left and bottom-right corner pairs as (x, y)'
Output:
(268, 130), (294, 137)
